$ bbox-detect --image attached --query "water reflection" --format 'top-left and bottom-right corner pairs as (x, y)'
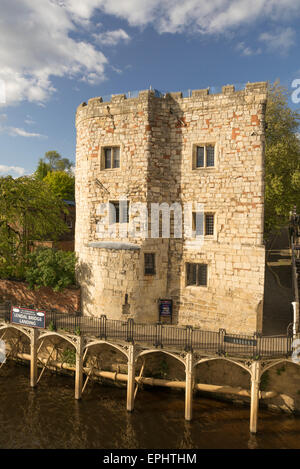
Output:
(1, 363), (300, 449)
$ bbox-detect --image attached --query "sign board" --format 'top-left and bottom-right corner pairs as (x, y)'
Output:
(11, 306), (46, 329)
(224, 335), (257, 347)
(159, 299), (172, 324)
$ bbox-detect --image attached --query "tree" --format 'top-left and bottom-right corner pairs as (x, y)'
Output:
(264, 82), (300, 234)
(43, 171), (75, 200)
(34, 151), (74, 180)
(0, 176), (68, 279)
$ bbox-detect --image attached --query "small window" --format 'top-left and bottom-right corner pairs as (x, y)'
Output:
(186, 263), (208, 286)
(109, 201), (129, 224)
(103, 147), (120, 169)
(192, 212), (214, 236)
(205, 214), (214, 236)
(144, 253), (155, 275)
(194, 145), (215, 168)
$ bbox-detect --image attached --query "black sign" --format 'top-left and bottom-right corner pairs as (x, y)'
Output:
(159, 299), (172, 324)
(224, 335), (257, 347)
(11, 306), (46, 328)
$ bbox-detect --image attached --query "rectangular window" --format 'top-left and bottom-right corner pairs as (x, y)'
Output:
(144, 253), (155, 275)
(195, 145), (215, 168)
(104, 148), (112, 169)
(196, 146), (204, 168)
(109, 201), (129, 224)
(206, 145), (215, 167)
(186, 263), (208, 286)
(103, 147), (120, 169)
(192, 212), (214, 236)
(205, 214), (214, 236)
(192, 212), (204, 236)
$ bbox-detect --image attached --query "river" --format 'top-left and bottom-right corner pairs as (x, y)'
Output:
(1, 362), (300, 449)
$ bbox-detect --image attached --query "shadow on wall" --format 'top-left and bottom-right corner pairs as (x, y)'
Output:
(76, 260), (94, 315)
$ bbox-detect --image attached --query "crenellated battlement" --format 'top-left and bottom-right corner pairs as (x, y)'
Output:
(75, 82), (268, 125)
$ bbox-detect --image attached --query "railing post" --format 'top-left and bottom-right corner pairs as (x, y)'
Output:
(154, 322), (163, 348)
(75, 335), (83, 400)
(185, 326), (193, 352)
(218, 329), (226, 355)
(127, 344), (136, 412)
(250, 360), (261, 434)
(185, 352), (194, 421)
(254, 332), (261, 359)
(100, 315), (107, 340)
(5, 305), (10, 323)
(30, 328), (39, 388)
(126, 318), (134, 343)
(292, 302), (299, 338)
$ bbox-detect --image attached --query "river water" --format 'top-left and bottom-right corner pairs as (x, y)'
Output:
(1, 363), (300, 449)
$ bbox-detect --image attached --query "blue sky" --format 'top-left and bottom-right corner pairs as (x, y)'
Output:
(1, 0), (300, 177)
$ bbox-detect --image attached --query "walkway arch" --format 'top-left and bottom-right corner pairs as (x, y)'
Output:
(261, 358), (300, 376)
(193, 356), (252, 375)
(0, 324), (32, 341)
(136, 349), (186, 367)
(38, 331), (77, 350)
(83, 340), (129, 360)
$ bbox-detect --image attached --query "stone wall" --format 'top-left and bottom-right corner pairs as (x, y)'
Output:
(0, 279), (81, 313)
(75, 83), (267, 333)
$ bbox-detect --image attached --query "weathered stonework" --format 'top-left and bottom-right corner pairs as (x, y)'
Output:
(75, 82), (267, 334)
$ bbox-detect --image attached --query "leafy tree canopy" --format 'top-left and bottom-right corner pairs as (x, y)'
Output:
(265, 82), (300, 234)
(34, 151), (74, 180)
(43, 170), (75, 201)
(0, 176), (68, 279)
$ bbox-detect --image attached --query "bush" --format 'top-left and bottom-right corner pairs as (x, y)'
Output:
(25, 248), (76, 291)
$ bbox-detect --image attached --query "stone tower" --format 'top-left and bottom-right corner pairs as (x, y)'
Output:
(75, 82), (267, 334)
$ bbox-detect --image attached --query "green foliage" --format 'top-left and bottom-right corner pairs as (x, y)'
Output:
(34, 158), (51, 180)
(62, 348), (76, 365)
(34, 151), (74, 181)
(260, 371), (269, 391)
(276, 365), (286, 376)
(43, 171), (75, 200)
(44, 151), (74, 172)
(153, 359), (169, 379)
(0, 176), (68, 280)
(48, 321), (56, 331)
(265, 81), (300, 234)
(25, 248), (76, 291)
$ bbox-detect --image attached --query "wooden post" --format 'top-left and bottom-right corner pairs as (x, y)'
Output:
(185, 352), (193, 421)
(30, 328), (39, 387)
(127, 344), (135, 412)
(250, 361), (261, 434)
(75, 336), (83, 400)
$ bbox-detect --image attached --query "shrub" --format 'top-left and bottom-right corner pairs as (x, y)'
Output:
(25, 248), (76, 291)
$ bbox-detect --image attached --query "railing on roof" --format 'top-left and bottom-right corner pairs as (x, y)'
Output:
(99, 82), (250, 103)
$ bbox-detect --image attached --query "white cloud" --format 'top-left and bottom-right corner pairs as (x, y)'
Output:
(63, 0), (300, 34)
(0, 165), (27, 177)
(1, 0), (299, 107)
(93, 29), (131, 46)
(24, 115), (36, 125)
(0, 125), (47, 138)
(0, 0), (108, 106)
(236, 42), (262, 56)
(259, 27), (296, 54)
